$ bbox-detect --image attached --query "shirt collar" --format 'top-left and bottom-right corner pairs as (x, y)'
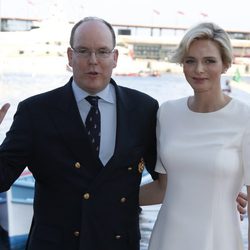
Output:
(72, 80), (115, 104)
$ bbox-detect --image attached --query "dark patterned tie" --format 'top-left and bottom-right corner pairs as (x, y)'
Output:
(85, 96), (101, 154)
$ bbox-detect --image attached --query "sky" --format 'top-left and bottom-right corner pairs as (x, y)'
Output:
(2, 0), (250, 31)
(85, 0), (250, 31)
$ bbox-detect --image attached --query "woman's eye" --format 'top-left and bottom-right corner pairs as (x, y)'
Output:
(205, 59), (216, 64)
(184, 59), (195, 64)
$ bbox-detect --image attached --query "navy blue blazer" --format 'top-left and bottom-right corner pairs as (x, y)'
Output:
(0, 77), (159, 250)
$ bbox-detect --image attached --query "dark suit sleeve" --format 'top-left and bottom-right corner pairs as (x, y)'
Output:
(144, 99), (159, 180)
(0, 101), (32, 192)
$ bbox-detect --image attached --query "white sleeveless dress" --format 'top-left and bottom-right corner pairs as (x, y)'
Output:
(148, 97), (250, 250)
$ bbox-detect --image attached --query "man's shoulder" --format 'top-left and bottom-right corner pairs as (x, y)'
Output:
(111, 78), (157, 102)
(118, 84), (157, 103)
(21, 82), (70, 105)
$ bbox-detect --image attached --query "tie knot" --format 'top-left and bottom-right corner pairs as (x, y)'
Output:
(85, 96), (100, 107)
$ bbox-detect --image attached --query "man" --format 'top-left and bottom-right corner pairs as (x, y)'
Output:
(0, 17), (158, 250)
(0, 17), (247, 250)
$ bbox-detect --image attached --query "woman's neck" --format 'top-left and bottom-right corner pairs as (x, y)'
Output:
(188, 93), (232, 113)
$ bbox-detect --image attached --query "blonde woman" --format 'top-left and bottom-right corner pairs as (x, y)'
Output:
(140, 22), (250, 250)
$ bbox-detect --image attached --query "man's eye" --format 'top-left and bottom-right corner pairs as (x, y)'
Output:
(79, 49), (89, 54)
(98, 50), (108, 54)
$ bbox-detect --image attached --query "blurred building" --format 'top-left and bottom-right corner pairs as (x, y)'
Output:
(0, 0), (43, 31)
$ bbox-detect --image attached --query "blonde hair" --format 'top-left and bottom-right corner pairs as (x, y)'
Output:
(169, 22), (233, 67)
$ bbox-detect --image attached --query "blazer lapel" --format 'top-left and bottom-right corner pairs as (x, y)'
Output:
(105, 79), (135, 167)
(48, 79), (102, 167)
(49, 78), (136, 169)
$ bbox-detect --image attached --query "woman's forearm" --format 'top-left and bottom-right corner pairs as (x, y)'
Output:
(246, 186), (250, 250)
(139, 173), (167, 206)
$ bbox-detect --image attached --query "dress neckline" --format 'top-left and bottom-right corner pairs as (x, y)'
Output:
(185, 96), (234, 115)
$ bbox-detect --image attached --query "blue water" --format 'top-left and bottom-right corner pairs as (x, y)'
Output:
(0, 72), (249, 249)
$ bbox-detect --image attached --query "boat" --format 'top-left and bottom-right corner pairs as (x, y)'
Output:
(0, 169), (34, 250)
(0, 22), (250, 77)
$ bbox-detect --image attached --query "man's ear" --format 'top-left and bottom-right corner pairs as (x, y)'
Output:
(67, 47), (73, 67)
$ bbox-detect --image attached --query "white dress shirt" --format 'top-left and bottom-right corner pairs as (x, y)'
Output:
(72, 80), (117, 165)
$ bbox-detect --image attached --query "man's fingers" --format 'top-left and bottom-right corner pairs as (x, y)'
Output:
(0, 103), (10, 123)
(237, 192), (247, 208)
(1, 103), (10, 112)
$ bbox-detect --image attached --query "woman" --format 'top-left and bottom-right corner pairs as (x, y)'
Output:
(140, 22), (250, 250)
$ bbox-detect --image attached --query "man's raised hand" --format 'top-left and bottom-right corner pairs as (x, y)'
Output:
(0, 103), (10, 124)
